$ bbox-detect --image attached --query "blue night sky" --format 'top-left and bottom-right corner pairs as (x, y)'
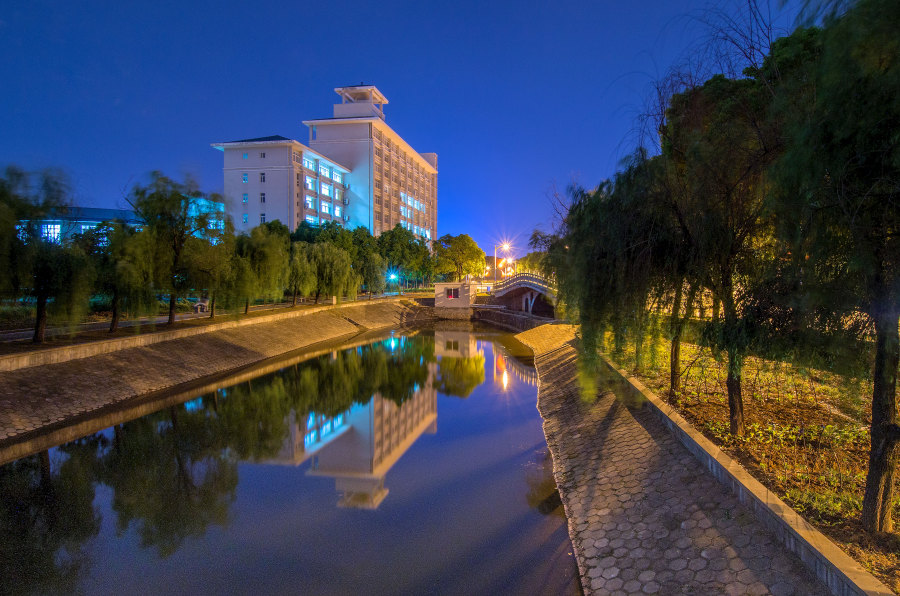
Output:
(0, 0), (800, 256)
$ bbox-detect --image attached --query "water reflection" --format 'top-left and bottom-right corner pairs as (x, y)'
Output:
(0, 329), (577, 594)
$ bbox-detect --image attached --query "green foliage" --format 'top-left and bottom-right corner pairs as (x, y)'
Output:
(433, 233), (486, 281)
(308, 242), (354, 302)
(436, 355), (485, 398)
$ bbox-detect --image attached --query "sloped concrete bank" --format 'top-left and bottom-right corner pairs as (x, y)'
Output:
(515, 324), (887, 596)
(0, 300), (433, 460)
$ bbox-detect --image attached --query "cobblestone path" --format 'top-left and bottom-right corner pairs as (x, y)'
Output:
(520, 326), (828, 596)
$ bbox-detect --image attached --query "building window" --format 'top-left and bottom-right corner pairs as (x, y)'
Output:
(318, 164), (329, 177)
(242, 173), (248, 183)
(446, 288), (459, 299)
(260, 192), (265, 203)
(305, 176), (315, 191)
(321, 201), (330, 215)
(320, 183), (332, 197)
(242, 152), (248, 159)
(296, 173), (301, 187)
(242, 213), (248, 224)
(306, 215), (317, 225)
(335, 188), (343, 202)
(260, 213), (266, 224)
(303, 157), (315, 170)
(305, 196), (315, 209)
(332, 171), (342, 184)
(259, 172), (265, 183)
(260, 152), (266, 158)
(293, 151), (301, 163)
(242, 193), (248, 203)
(41, 224), (61, 243)
(334, 205), (342, 218)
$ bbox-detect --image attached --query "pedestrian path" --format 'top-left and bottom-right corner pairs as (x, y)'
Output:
(521, 327), (828, 596)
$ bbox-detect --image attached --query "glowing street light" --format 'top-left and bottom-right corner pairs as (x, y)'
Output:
(493, 242), (511, 286)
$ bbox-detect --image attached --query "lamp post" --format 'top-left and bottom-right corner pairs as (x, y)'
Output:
(493, 242), (511, 286)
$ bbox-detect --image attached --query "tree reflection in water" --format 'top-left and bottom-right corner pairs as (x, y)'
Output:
(0, 438), (101, 593)
(0, 331), (550, 590)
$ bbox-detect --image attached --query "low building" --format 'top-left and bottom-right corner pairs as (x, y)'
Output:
(20, 207), (140, 243)
(434, 282), (476, 320)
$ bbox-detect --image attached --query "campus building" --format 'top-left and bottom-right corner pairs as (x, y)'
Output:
(213, 85), (437, 241)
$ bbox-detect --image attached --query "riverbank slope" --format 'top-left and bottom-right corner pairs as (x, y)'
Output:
(0, 300), (431, 458)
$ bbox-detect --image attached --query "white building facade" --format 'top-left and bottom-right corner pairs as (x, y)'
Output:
(212, 136), (350, 234)
(213, 85), (436, 240)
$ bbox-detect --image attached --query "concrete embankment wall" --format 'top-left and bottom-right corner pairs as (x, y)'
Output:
(0, 298), (427, 372)
(473, 308), (554, 332)
(0, 300), (432, 455)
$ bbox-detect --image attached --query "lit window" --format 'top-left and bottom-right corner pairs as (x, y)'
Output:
(303, 157), (315, 170)
(321, 202), (330, 215)
(260, 152), (266, 158)
(40, 224), (61, 242)
(318, 164), (329, 177)
(305, 196), (315, 209)
(446, 288), (459, 299)
(259, 172), (266, 183)
(335, 188), (343, 202)
(260, 213), (266, 223)
(334, 205), (342, 217)
(242, 213), (248, 223)
(320, 183), (332, 197)
(242, 193), (248, 203)
(332, 171), (342, 184)
(305, 176), (315, 191)
(80, 224), (94, 234)
(260, 193), (265, 203)
(306, 215), (317, 225)
(242, 173), (248, 183)
(242, 153), (248, 159)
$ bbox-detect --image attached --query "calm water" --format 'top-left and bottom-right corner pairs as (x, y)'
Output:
(0, 326), (580, 595)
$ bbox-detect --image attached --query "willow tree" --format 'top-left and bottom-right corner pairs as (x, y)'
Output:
(772, 0), (900, 532)
(661, 73), (778, 436)
(129, 173), (219, 325)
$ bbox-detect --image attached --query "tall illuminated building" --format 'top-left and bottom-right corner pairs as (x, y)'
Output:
(213, 85), (437, 241)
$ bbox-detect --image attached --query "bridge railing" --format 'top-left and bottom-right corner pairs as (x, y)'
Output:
(492, 273), (556, 295)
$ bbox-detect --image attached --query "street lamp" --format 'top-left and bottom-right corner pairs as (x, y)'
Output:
(494, 242), (511, 286)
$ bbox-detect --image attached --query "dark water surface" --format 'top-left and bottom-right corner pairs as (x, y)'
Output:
(1, 327), (580, 595)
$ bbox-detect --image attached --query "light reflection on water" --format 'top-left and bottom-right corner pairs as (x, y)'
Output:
(0, 327), (579, 595)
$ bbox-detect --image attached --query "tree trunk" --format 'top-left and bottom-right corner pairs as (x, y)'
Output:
(861, 309), (900, 533)
(726, 351), (745, 436)
(712, 296), (720, 321)
(292, 289), (298, 307)
(39, 450), (52, 486)
(721, 277), (745, 436)
(109, 289), (120, 333)
(669, 282), (684, 393)
(209, 295), (216, 318)
(33, 294), (48, 343)
(167, 293), (176, 325)
(670, 284), (698, 395)
(244, 298), (250, 315)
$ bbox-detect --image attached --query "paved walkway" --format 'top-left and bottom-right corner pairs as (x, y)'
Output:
(519, 326), (828, 596)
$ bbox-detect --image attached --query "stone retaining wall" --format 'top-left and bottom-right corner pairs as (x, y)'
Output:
(0, 301), (430, 454)
(474, 308), (554, 332)
(0, 297), (411, 372)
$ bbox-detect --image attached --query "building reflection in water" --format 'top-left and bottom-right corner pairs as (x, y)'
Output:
(269, 363), (438, 510)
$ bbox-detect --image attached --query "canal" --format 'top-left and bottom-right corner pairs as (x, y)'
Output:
(0, 325), (580, 595)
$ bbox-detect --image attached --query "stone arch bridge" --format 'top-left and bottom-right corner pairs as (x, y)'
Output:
(490, 273), (556, 317)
